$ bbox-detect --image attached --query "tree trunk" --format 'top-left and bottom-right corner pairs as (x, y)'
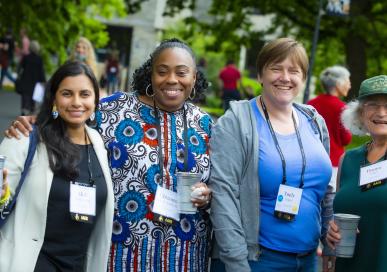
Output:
(344, 33), (367, 101)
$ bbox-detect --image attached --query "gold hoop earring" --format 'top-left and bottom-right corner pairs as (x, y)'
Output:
(189, 87), (196, 100)
(145, 84), (155, 97)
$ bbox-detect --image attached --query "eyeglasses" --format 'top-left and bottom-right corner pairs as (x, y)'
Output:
(363, 101), (387, 111)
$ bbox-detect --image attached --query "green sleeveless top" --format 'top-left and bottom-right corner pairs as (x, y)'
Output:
(334, 144), (387, 272)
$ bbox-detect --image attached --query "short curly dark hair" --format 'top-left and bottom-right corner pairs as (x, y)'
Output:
(131, 38), (208, 97)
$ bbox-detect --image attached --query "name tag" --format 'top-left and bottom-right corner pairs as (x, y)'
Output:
(152, 186), (180, 224)
(359, 160), (387, 191)
(274, 184), (303, 221)
(70, 182), (96, 223)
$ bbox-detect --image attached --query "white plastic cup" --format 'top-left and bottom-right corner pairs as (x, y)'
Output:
(0, 155), (6, 190)
(334, 213), (361, 258)
(176, 172), (202, 214)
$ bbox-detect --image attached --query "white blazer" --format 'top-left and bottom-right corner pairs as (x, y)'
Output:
(0, 126), (114, 272)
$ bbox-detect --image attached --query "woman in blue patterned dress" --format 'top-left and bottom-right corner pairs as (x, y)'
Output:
(5, 39), (212, 272)
(98, 39), (212, 271)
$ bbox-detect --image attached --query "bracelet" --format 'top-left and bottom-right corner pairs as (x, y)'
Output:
(0, 184), (11, 206)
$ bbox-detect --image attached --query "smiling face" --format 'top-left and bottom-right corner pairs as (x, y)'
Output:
(259, 56), (305, 107)
(54, 74), (96, 128)
(151, 47), (196, 111)
(360, 95), (387, 140)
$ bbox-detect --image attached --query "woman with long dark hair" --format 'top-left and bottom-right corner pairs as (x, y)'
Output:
(0, 61), (114, 271)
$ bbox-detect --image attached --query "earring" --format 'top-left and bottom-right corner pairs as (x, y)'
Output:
(145, 84), (155, 97)
(89, 112), (95, 121)
(189, 87), (196, 100)
(52, 105), (59, 119)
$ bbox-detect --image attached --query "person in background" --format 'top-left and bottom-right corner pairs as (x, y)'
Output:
(5, 38), (213, 271)
(209, 37), (333, 272)
(17, 40), (45, 115)
(0, 61), (114, 271)
(19, 28), (30, 57)
(0, 30), (16, 89)
(308, 66), (352, 193)
(104, 49), (120, 95)
(219, 59), (242, 111)
(70, 37), (98, 80)
(326, 75), (387, 272)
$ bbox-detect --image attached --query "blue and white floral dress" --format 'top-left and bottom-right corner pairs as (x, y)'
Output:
(97, 92), (212, 272)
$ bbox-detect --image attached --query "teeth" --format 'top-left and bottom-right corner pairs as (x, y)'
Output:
(275, 86), (291, 90)
(373, 120), (387, 124)
(162, 89), (181, 95)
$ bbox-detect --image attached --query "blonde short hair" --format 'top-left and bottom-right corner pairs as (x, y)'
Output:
(256, 37), (309, 80)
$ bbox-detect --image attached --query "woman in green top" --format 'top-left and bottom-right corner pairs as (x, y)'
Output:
(326, 75), (387, 272)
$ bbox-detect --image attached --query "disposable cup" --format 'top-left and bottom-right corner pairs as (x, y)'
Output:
(176, 172), (202, 214)
(334, 213), (361, 258)
(0, 155), (6, 190)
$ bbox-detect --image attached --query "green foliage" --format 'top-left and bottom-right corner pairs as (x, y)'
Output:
(0, 0), (127, 73)
(200, 106), (224, 118)
(346, 135), (370, 150)
(241, 75), (262, 97)
(162, 0), (387, 100)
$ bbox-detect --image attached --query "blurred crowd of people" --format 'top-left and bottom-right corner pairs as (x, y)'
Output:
(0, 30), (125, 116)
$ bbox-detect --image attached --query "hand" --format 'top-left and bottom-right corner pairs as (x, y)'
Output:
(4, 115), (36, 139)
(1, 169), (8, 198)
(326, 220), (341, 250)
(322, 255), (336, 272)
(190, 182), (211, 208)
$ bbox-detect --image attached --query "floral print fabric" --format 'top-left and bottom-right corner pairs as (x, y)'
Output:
(97, 92), (212, 272)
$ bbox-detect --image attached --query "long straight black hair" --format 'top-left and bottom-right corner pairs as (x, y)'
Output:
(36, 60), (100, 180)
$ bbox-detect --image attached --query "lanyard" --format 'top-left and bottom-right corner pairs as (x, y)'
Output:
(84, 128), (94, 185)
(153, 100), (189, 183)
(260, 97), (306, 188)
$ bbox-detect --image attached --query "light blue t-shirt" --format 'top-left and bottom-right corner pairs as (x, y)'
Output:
(250, 99), (332, 253)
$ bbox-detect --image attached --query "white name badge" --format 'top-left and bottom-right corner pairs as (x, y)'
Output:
(70, 182), (96, 216)
(274, 184), (303, 215)
(359, 160), (387, 186)
(152, 186), (180, 221)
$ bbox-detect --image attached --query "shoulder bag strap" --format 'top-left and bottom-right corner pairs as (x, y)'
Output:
(0, 126), (38, 227)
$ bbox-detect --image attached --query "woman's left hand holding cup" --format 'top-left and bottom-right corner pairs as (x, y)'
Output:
(190, 183), (211, 208)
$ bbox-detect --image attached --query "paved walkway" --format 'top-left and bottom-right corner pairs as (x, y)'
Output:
(0, 89), (20, 142)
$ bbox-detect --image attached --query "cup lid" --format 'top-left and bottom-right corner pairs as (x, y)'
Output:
(334, 213), (361, 220)
(176, 172), (202, 177)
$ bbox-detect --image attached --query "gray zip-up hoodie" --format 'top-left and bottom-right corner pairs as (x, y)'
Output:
(209, 98), (333, 271)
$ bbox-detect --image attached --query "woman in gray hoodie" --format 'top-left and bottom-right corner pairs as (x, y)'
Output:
(209, 37), (334, 272)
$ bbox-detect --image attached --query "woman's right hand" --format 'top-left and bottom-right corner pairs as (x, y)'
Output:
(4, 115), (36, 139)
(326, 220), (341, 249)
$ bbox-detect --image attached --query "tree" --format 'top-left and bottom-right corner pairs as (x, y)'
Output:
(161, 0), (387, 99)
(0, 0), (126, 70)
